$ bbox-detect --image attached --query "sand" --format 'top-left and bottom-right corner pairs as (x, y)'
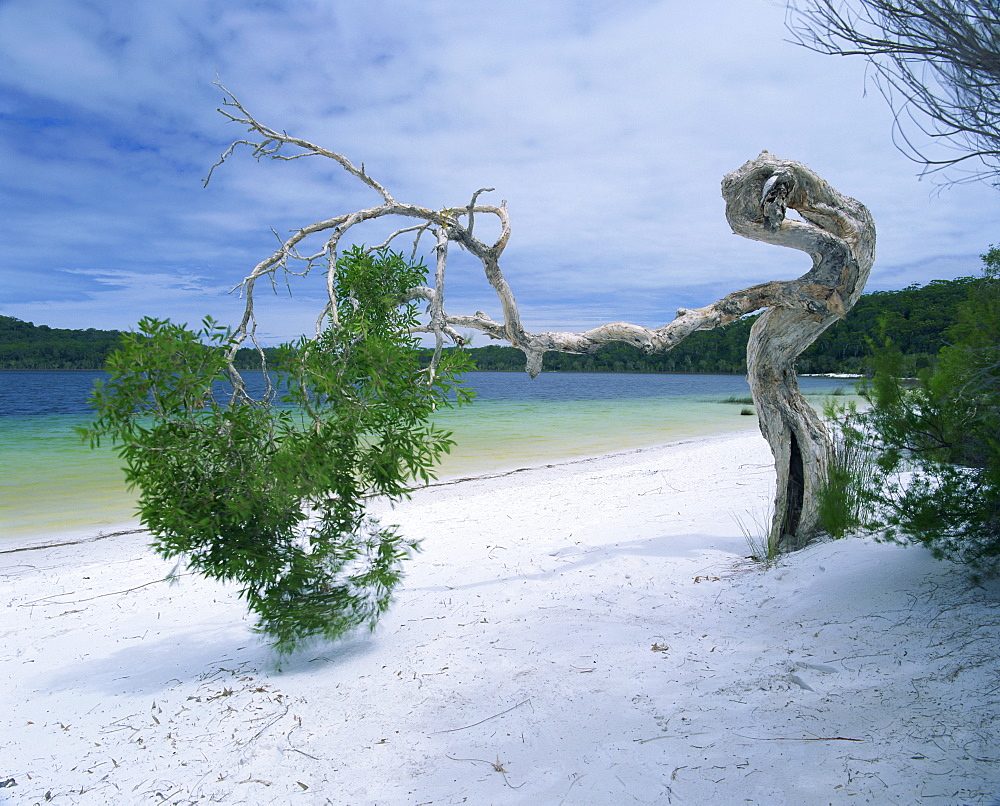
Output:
(2, 430), (998, 805)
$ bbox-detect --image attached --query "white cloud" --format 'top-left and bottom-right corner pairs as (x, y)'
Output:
(1, 0), (997, 341)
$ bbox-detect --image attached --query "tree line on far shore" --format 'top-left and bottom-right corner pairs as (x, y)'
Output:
(0, 274), (982, 374)
(0, 317), (274, 371)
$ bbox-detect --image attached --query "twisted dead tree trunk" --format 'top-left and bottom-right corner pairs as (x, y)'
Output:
(723, 155), (875, 549)
(208, 85), (874, 554)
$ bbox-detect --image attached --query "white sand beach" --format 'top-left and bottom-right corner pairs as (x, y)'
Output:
(3, 430), (999, 805)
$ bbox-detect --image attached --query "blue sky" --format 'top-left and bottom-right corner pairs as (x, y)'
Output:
(2, 0), (998, 344)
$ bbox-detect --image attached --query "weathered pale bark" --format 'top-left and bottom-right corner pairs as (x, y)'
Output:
(209, 85), (875, 551)
(722, 153), (876, 551)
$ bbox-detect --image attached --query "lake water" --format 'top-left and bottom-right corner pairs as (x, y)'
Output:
(0, 370), (858, 542)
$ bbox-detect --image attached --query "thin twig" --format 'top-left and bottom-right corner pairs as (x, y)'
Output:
(445, 755), (525, 789)
(634, 734), (672, 744)
(432, 699), (531, 734)
(21, 573), (197, 606)
(733, 733), (862, 741)
(245, 703), (292, 745)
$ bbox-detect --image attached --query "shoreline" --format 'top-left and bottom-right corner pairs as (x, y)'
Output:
(1, 428), (760, 554)
(3, 373), (857, 544)
(427, 426), (758, 486)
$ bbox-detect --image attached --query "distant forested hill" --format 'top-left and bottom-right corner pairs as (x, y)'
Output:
(0, 317), (276, 371)
(0, 317), (124, 369)
(0, 276), (981, 373)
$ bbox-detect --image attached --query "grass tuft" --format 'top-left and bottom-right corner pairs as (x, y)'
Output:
(817, 403), (877, 539)
(734, 508), (779, 566)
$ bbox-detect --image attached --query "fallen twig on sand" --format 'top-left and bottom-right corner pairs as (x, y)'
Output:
(21, 573), (196, 606)
(432, 699), (531, 734)
(445, 755), (525, 789)
(734, 733), (863, 742)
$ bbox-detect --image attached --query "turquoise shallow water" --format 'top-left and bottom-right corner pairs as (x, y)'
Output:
(0, 371), (859, 541)
(430, 393), (763, 475)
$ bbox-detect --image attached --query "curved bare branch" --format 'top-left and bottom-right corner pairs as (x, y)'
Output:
(206, 82), (396, 203)
(209, 94), (877, 551)
(212, 98), (868, 382)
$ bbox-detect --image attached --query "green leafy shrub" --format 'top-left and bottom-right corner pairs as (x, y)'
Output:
(825, 247), (1000, 577)
(84, 247), (473, 651)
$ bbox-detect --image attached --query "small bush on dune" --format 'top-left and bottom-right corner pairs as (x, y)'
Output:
(819, 247), (1000, 578)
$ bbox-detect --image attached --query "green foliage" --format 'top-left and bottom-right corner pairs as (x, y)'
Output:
(0, 313), (276, 371)
(828, 247), (1000, 576)
(801, 276), (981, 376)
(83, 247), (473, 651)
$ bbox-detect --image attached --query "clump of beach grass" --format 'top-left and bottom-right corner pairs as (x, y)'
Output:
(734, 508), (779, 566)
(817, 401), (877, 539)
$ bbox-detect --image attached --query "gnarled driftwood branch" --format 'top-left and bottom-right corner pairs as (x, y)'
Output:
(208, 84), (875, 551)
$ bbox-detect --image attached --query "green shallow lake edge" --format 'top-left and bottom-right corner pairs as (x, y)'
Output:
(1, 376), (860, 542)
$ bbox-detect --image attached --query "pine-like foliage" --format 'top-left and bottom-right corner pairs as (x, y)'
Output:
(83, 247), (473, 651)
(825, 246), (1000, 576)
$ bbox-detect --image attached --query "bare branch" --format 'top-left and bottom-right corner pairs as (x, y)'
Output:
(366, 224), (430, 255)
(786, 0), (1000, 183)
(209, 81), (397, 203)
(208, 90), (876, 550)
(465, 187), (495, 239)
(425, 229), (451, 379)
(215, 102), (867, 376)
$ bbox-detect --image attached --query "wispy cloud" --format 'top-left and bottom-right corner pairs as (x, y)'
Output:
(1, 0), (997, 340)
